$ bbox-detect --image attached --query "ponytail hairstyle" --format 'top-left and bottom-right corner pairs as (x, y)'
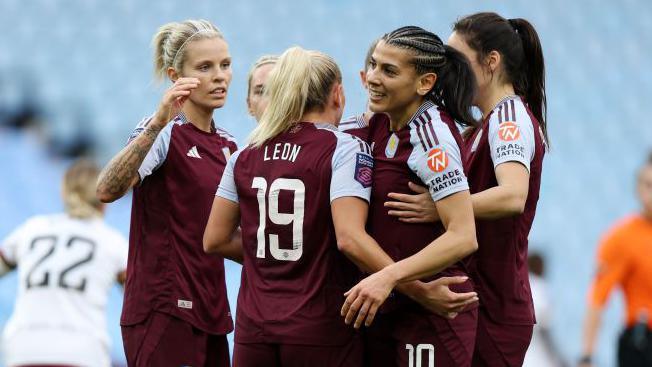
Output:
(248, 46), (342, 147)
(381, 26), (478, 127)
(152, 19), (224, 82)
(247, 55), (279, 99)
(453, 13), (548, 143)
(63, 159), (103, 219)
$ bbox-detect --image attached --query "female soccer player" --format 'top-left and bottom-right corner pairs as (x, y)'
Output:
(0, 159), (127, 367)
(203, 45), (382, 366)
(96, 19), (238, 366)
(384, 13), (548, 367)
(246, 55), (278, 122)
(340, 26), (479, 367)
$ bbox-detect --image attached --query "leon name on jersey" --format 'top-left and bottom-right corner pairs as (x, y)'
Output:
(263, 143), (302, 162)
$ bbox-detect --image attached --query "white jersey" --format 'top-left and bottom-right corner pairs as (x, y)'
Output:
(523, 274), (560, 367)
(0, 214), (128, 367)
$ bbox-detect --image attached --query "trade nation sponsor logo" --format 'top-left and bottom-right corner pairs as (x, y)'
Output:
(427, 148), (448, 173)
(498, 121), (520, 141)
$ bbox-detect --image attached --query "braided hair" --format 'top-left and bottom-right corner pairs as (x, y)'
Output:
(382, 26), (478, 127)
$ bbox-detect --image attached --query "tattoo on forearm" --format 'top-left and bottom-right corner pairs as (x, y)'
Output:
(97, 125), (163, 198)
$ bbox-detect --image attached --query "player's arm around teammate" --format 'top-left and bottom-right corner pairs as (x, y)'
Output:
(385, 15), (547, 225)
(339, 36), (480, 322)
(203, 46), (399, 367)
(341, 26), (480, 329)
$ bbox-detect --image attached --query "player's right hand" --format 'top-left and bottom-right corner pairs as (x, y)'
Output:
(385, 182), (440, 224)
(151, 78), (200, 128)
(416, 276), (478, 319)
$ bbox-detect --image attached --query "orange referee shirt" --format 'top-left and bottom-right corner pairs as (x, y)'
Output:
(589, 214), (652, 327)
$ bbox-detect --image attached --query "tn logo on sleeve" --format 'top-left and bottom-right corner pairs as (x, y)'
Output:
(427, 148), (448, 173)
(498, 121), (520, 141)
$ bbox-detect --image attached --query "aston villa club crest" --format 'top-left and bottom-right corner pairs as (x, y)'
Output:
(385, 133), (399, 158)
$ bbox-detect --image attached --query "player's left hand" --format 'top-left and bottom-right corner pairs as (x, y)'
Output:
(341, 270), (397, 329)
(385, 182), (439, 223)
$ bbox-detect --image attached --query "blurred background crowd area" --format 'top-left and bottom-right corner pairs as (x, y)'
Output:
(0, 0), (650, 365)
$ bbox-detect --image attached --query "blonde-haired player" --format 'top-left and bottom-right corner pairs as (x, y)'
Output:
(96, 19), (238, 366)
(246, 55), (278, 122)
(205, 46), (378, 366)
(0, 159), (127, 367)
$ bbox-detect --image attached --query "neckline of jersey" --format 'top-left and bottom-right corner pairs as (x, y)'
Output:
(384, 99), (436, 133)
(174, 111), (218, 136)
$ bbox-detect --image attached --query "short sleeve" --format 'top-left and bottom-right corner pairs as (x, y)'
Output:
(0, 219), (33, 265)
(488, 101), (535, 172)
(136, 123), (174, 181)
(216, 149), (243, 203)
(330, 134), (373, 203)
(408, 122), (469, 202)
(126, 116), (153, 145)
(589, 225), (630, 307)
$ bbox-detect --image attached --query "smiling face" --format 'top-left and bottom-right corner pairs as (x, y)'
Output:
(366, 40), (419, 114)
(247, 62), (275, 122)
(177, 37), (232, 110)
(365, 40), (435, 126)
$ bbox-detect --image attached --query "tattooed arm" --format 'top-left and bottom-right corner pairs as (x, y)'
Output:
(96, 77), (200, 202)
(96, 124), (164, 202)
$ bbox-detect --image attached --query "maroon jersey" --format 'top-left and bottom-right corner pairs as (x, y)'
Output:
(463, 95), (546, 325)
(342, 100), (474, 311)
(121, 112), (237, 335)
(216, 122), (372, 346)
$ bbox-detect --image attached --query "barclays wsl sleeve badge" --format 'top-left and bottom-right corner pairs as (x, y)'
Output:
(354, 153), (373, 188)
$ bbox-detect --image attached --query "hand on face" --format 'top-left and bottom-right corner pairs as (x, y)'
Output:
(178, 37), (232, 111)
(152, 77), (200, 127)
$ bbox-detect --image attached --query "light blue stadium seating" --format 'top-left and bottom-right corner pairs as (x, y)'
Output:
(0, 0), (650, 365)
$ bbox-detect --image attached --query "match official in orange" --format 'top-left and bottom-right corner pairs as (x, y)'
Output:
(579, 152), (652, 367)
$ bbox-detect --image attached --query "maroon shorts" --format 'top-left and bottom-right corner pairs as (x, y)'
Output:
(364, 311), (398, 367)
(233, 337), (363, 367)
(365, 308), (478, 367)
(121, 311), (230, 367)
(472, 309), (533, 367)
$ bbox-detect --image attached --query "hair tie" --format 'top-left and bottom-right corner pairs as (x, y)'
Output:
(508, 19), (519, 33)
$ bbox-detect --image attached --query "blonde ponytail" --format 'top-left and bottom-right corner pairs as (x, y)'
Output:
(248, 46), (341, 147)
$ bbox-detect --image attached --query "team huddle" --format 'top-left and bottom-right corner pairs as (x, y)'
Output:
(0, 11), (547, 367)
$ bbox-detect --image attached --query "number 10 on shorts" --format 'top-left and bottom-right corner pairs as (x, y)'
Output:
(406, 344), (434, 367)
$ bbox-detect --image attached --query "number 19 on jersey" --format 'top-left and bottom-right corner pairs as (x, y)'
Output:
(252, 177), (305, 261)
